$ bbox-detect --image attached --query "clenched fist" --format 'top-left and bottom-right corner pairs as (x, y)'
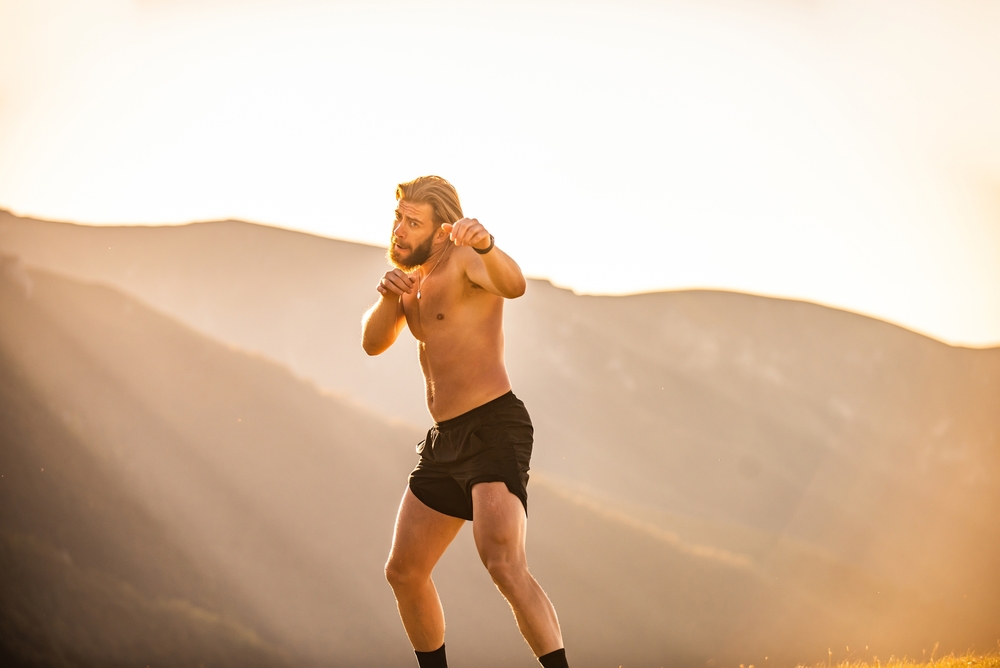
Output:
(377, 268), (415, 297)
(441, 218), (492, 252)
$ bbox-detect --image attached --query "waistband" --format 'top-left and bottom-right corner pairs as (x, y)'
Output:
(434, 391), (518, 430)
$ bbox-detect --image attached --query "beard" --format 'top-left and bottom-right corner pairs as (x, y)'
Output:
(388, 232), (435, 270)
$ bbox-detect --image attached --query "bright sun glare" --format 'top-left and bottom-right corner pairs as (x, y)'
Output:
(1, 0), (998, 345)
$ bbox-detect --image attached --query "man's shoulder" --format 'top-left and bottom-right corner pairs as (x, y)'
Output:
(449, 244), (480, 262)
(444, 245), (478, 278)
(446, 248), (499, 296)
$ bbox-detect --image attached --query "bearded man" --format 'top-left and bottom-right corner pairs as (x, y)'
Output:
(361, 176), (569, 668)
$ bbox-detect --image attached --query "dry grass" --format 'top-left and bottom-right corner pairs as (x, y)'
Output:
(789, 651), (1000, 668)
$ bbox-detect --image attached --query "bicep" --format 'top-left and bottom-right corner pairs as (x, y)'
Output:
(462, 253), (505, 297)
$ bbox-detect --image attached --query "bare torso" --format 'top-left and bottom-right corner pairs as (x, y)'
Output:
(400, 245), (512, 422)
(361, 203), (525, 421)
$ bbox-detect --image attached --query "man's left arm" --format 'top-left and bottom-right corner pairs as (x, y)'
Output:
(441, 218), (526, 298)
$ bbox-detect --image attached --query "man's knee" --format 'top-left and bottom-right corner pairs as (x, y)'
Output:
(484, 556), (529, 593)
(384, 555), (425, 590)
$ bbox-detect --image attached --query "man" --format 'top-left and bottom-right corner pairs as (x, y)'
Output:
(361, 176), (569, 668)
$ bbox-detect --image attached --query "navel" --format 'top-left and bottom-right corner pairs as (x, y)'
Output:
(436, 313), (444, 320)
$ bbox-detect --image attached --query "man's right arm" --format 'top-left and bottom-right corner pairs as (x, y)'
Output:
(361, 269), (413, 355)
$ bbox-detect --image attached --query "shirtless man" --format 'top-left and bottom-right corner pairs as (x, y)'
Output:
(361, 176), (569, 668)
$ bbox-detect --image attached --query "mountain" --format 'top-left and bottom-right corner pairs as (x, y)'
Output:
(508, 282), (1000, 605)
(0, 258), (422, 665)
(0, 210), (428, 424)
(0, 256), (976, 668)
(2, 210), (998, 665)
(0, 315), (292, 667)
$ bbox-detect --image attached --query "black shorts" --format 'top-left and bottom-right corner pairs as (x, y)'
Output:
(408, 391), (533, 521)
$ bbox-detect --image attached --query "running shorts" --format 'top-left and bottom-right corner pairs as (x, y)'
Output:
(408, 391), (532, 521)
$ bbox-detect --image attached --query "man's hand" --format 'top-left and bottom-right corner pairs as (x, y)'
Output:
(442, 218), (492, 252)
(377, 268), (416, 297)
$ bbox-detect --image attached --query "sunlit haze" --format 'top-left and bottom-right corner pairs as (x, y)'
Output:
(1, 0), (998, 345)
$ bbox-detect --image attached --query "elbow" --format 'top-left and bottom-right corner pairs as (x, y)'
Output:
(360, 326), (381, 356)
(361, 337), (384, 356)
(506, 277), (527, 299)
(360, 316), (384, 356)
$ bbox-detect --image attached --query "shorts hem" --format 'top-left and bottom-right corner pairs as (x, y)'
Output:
(467, 476), (529, 517)
(408, 480), (473, 521)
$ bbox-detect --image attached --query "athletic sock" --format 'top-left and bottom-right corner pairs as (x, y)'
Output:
(538, 647), (569, 668)
(415, 643), (448, 668)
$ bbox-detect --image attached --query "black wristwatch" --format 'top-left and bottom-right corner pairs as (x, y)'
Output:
(474, 234), (495, 255)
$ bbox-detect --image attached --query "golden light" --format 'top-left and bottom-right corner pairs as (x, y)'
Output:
(1, 0), (998, 345)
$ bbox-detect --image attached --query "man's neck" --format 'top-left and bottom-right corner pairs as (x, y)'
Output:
(418, 240), (450, 277)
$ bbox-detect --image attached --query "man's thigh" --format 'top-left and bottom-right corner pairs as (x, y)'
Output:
(470, 482), (527, 564)
(388, 487), (466, 574)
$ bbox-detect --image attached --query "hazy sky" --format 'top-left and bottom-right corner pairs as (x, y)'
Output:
(1, 0), (998, 346)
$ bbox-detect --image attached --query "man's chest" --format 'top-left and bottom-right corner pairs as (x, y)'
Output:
(402, 281), (488, 343)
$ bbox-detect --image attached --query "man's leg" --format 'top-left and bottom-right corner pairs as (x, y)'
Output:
(385, 487), (465, 652)
(471, 482), (565, 659)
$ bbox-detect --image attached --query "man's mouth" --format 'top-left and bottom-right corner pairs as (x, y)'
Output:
(392, 239), (409, 251)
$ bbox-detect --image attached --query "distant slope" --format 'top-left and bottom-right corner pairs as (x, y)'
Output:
(0, 261), (420, 664)
(0, 258), (976, 668)
(507, 282), (1000, 608)
(0, 210), (428, 423)
(2, 211), (999, 662)
(0, 342), (292, 667)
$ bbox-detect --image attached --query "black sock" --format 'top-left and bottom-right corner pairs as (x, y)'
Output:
(538, 647), (569, 668)
(415, 643), (447, 668)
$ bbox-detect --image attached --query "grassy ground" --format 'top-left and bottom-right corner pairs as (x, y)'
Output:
(786, 653), (1000, 668)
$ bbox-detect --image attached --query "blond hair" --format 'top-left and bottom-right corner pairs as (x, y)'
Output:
(396, 176), (463, 228)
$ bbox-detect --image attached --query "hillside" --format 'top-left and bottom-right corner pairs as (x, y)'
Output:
(508, 282), (1000, 607)
(1, 211), (998, 664)
(0, 259), (424, 665)
(2, 260), (982, 667)
(0, 341), (293, 667)
(0, 210), (428, 424)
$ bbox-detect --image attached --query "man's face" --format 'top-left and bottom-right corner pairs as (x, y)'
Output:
(389, 200), (439, 270)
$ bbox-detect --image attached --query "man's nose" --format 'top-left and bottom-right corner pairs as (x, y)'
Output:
(393, 221), (405, 237)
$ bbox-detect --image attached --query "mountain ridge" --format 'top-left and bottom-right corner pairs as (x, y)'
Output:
(3, 208), (993, 350)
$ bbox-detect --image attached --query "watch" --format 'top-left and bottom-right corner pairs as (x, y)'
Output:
(474, 234), (495, 255)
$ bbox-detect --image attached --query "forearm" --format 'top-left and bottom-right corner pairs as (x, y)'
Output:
(361, 295), (404, 355)
(481, 247), (526, 298)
